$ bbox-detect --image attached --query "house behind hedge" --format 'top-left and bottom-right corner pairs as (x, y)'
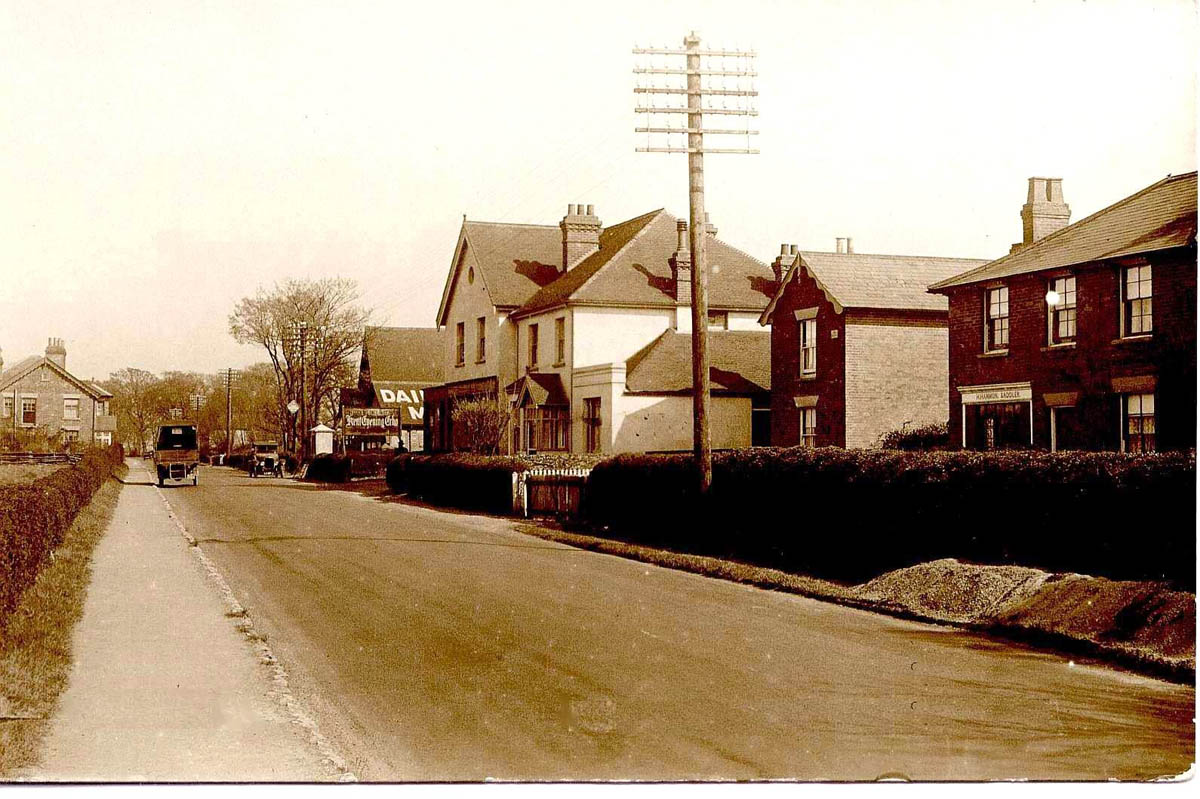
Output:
(929, 172), (1197, 452)
(758, 242), (986, 448)
(426, 204), (775, 454)
(0, 338), (116, 449)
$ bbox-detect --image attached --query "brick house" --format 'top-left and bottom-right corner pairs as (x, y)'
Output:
(928, 172), (1197, 452)
(0, 338), (117, 449)
(426, 204), (775, 454)
(759, 242), (987, 448)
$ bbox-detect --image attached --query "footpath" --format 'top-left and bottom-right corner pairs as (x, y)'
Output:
(19, 460), (343, 782)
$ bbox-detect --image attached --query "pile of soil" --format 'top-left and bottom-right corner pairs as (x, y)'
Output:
(848, 558), (1195, 675)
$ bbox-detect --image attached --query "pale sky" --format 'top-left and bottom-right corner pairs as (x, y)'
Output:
(1, 0), (1195, 381)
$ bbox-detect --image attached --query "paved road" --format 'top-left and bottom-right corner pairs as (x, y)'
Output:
(159, 464), (1194, 781)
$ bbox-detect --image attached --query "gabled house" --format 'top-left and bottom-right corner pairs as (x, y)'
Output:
(759, 242), (988, 448)
(343, 326), (443, 452)
(929, 173), (1197, 452)
(0, 338), (116, 449)
(426, 204), (776, 454)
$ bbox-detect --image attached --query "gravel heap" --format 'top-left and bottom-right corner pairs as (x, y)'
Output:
(852, 558), (1050, 624)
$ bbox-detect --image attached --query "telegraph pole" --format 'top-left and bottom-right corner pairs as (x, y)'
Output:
(634, 33), (759, 492)
(222, 368), (238, 460)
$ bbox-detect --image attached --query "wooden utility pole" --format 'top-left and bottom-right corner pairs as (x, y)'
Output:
(634, 32), (758, 492)
(222, 368), (237, 460)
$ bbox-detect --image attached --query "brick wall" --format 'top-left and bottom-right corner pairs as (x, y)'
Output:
(769, 267), (846, 447)
(843, 312), (949, 448)
(945, 245), (1196, 450)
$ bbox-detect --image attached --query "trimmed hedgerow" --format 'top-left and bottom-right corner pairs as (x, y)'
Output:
(0, 445), (124, 626)
(387, 453), (527, 513)
(877, 422), (951, 451)
(581, 447), (1196, 589)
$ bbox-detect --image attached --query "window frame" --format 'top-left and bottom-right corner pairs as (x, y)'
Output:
(63, 397), (80, 421)
(799, 406), (817, 448)
(583, 397), (602, 453)
(984, 285), (1010, 352)
(454, 322), (465, 366)
(475, 316), (486, 363)
(707, 310), (729, 330)
(1, 394), (11, 419)
(1047, 275), (1077, 345)
(1121, 263), (1153, 337)
(799, 318), (817, 376)
(529, 323), (539, 369)
(554, 317), (566, 365)
(1122, 392), (1156, 453)
(20, 397), (37, 426)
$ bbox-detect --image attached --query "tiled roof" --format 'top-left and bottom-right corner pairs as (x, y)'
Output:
(625, 330), (771, 395)
(516, 211), (777, 317)
(930, 171), (1198, 291)
(504, 372), (570, 407)
(462, 221), (563, 308)
(760, 251), (987, 323)
(362, 326), (444, 384)
(0, 355), (42, 388)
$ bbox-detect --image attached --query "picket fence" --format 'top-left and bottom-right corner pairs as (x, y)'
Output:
(514, 468), (592, 518)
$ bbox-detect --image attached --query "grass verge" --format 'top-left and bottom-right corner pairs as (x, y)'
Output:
(0, 465), (126, 776)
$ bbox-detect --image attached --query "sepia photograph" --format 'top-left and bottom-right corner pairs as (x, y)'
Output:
(0, 0), (1196, 786)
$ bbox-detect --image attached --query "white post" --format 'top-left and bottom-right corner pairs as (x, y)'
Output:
(1049, 407), (1057, 453)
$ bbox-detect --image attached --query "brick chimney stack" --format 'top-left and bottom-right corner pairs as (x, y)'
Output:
(45, 337), (66, 369)
(670, 220), (692, 303)
(772, 244), (797, 283)
(560, 203), (601, 272)
(1013, 177), (1070, 253)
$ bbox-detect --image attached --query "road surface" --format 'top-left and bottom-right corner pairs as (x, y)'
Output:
(158, 464), (1194, 781)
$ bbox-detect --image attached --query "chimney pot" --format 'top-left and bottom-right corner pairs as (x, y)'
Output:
(561, 203), (601, 271)
(835, 238), (846, 254)
(1019, 176), (1070, 247)
(585, 204), (594, 215)
(845, 237), (854, 254)
(779, 243), (788, 256)
(789, 244), (798, 255)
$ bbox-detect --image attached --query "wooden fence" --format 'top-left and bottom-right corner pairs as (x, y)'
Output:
(0, 452), (82, 465)
(516, 468), (591, 518)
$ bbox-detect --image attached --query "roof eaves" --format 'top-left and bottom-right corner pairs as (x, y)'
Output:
(928, 172), (1192, 292)
(758, 254), (800, 325)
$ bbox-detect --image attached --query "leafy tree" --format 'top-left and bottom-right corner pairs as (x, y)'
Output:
(103, 367), (159, 452)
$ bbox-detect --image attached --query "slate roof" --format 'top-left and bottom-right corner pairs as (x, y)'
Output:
(930, 171), (1198, 292)
(361, 327), (444, 384)
(516, 210), (777, 317)
(459, 221), (563, 309)
(0, 354), (111, 399)
(760, 251), (988, 323)
(625, 330), (771, 395)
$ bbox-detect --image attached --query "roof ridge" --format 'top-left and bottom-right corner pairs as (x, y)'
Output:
(802, 250), (989, 263)
(464, 219), (559, 230)
(930, 171), (1198, 290)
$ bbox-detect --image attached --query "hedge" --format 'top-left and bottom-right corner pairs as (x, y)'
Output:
(0, 445), (124, 626)
(306, 452), (393, 483)
(387, 453), (527, 513)
(876, 422), (951, 451)
(581, 447), (1197, 590)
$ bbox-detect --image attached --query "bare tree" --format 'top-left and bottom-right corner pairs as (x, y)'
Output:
(103, 367), (160, 452)
(451, 397), (511, 455)
(228, 278), (369, 458)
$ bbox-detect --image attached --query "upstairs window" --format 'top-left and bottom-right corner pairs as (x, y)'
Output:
(707, 311), (728, 330)
(1123, 264), (1153, 336)
(529, 323), (539, 368)
(554, 317), (566, 365)
(476, 317), (486, 363)
(1123, 393), (1156, 453)
(63, 397), (80, 420)
(1048, 276), (1076, 344)
(455, 322), (465, 366)
(1, 395), (11, 418)
(985, 286), (1009, 351)
(799, 319), (817, 376)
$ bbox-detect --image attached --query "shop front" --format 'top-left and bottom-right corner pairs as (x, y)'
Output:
(958, 382), (1033, 450)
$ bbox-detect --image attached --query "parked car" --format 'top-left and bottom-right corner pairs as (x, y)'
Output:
(249, 441), (283, 478)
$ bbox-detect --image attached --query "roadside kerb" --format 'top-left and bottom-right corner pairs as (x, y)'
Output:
(147, 465), (356, 782)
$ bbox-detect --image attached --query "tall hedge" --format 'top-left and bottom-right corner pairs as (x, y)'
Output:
(387, 453), (526, 513)
(581, 448), (1196, 589)
(0, 446), (124, 626)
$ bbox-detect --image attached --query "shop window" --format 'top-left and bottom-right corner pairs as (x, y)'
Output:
(1124, 393), (1156, 452)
